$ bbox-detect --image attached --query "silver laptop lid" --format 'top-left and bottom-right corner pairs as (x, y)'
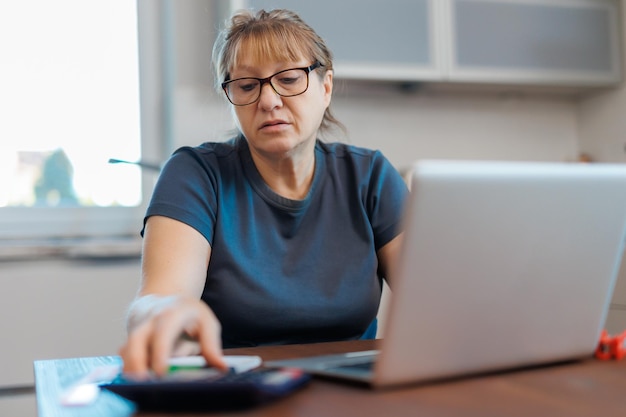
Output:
(374, 160), (626, 387)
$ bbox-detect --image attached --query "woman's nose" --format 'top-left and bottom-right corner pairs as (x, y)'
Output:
(257, 82), (282, 110)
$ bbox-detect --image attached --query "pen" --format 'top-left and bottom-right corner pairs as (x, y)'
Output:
(169, 365), (236, 373)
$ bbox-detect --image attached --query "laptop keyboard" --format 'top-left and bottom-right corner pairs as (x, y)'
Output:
(328, 359), (375, 373)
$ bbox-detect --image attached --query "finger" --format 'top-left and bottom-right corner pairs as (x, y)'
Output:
(171, 338), (201, 357)
(196, 306), (228, 370)
(148, 308), (184, 376)
(120, 319), (153, 375)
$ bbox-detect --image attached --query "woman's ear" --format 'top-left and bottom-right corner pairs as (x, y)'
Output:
(322, 70), (333, 107)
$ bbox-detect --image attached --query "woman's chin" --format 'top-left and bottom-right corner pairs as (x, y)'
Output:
(251, 137), (303, 155)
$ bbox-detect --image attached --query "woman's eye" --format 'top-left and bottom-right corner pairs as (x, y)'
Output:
(237, 82), (257, 92)
(277, 76), (298, 85)
(276, 70), (303, 84)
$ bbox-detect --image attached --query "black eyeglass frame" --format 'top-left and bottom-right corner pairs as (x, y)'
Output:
(221, 61), (323, 106)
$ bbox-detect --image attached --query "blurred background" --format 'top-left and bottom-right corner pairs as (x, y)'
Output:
(2, 0), (626, 414)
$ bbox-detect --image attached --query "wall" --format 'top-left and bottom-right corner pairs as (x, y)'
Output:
(577, 0), (626, 334)
(578, 87), (626, 163)
(578, 0), (626, 164)
(173, 84), (581, 167)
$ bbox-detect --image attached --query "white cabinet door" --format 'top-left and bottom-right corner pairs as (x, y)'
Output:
(0, 259), (139, 388)
(447, 0), (621, 86)
(234, 0), (621, 86)
(241, 0), (444, 81)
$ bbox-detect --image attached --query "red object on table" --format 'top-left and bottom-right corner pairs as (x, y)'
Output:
(595, 329), (626, 360)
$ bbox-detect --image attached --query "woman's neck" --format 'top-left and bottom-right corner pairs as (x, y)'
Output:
(249, 140), (316, 200)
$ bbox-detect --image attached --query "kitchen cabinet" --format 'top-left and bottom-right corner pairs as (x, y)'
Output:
(0, 259), (139, 388)
(448, 0), (621, 86)
(240, 0), (442, 81)
(237, 0), (621, 87)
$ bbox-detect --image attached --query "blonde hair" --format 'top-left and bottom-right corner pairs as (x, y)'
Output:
(212, 8), (345, 136)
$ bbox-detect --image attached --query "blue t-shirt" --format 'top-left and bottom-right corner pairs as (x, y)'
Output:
(144, 136), (408, 347)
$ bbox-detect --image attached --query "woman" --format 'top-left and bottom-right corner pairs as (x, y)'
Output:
(119, 8), (408, 376)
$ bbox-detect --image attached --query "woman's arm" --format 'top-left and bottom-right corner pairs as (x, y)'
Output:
(139, 215), (210, 297)
(119, 215), (227, 376)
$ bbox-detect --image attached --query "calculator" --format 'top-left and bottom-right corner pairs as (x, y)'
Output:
(100, 367), (311, 412)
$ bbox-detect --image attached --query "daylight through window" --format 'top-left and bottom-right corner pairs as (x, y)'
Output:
(0, 0), (142, 210)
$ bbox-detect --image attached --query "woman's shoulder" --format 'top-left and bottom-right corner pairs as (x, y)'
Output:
(315, 140), (385, 160)
(175, 137), (242, 159)
(160, 137), (246, 176)
(315, 141), (404, 189)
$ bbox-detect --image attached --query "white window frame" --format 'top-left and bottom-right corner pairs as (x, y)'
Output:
(0, 1), (170, 251)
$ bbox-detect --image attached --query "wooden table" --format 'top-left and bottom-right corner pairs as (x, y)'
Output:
(34, 339), (626, 417)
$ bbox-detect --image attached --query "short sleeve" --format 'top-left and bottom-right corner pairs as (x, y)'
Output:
(142, 147), (219, 244)
(366, 151), (409, 250)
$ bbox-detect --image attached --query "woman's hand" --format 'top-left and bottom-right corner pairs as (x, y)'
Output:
(119, 294), (228, 377)
(120, 216), (223, 376)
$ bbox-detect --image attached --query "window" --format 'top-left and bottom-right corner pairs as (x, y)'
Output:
(0, 0), (145, 242)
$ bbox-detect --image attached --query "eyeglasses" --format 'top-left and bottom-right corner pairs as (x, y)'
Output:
(221, 62), (323, 106)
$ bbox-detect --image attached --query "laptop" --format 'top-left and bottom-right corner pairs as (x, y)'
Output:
(265, 160), (626, 388)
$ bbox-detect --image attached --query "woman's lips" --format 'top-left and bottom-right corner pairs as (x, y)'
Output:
(260, 120), (289, 131)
